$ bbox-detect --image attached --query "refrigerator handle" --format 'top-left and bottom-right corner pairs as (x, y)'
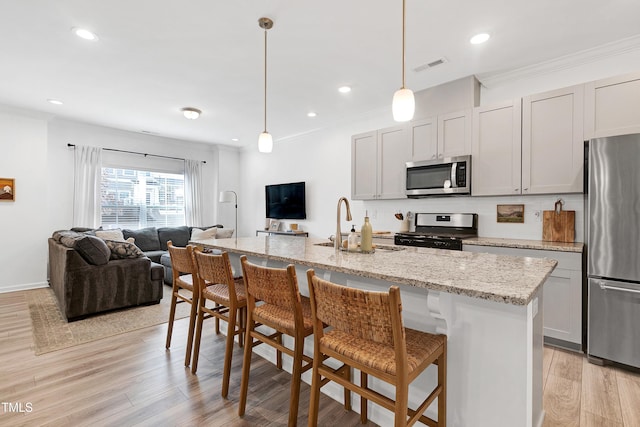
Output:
(598, 281), (640, 295)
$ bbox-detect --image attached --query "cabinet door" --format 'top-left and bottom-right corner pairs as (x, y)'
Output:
(522, 85), (584, 194)
(409, 117), (438, 161)
(584, 72), (640, 139)
(378, 125), (409, 199)
(351, 131), (377, 200)
(437, 109), (472, 158)
(544, 268), (583, 344)
(471, 100), (522, 196)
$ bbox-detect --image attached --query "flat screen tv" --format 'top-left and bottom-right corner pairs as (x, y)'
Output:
(265, 181), (306, 220)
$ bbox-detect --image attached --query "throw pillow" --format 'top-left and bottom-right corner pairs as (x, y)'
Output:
(96, 229), (125, 241)
(74, 235), (111, 265)
(191, 227), (218, 240)
(104, 240), (145, 260)
(216, 229), (234, 238)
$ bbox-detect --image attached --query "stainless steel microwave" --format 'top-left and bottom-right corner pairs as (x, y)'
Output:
(405, 155), (471, 197)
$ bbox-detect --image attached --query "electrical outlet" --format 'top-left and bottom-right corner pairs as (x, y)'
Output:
(534, 210), (541, 222)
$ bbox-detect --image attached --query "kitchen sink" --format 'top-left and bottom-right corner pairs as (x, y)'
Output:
(313, 242), (405, 251)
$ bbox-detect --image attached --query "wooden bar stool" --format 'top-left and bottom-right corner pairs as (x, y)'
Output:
(165, 241), (199, 367)
(306, 270), (447, 427)
(238, 256), (350, 426)
(190, 249), (247, 398)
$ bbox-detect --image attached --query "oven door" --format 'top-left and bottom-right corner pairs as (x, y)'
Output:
(405, 155), (471, 197)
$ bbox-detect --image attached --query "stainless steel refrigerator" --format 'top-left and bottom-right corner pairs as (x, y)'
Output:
(588, 133), (640, 369)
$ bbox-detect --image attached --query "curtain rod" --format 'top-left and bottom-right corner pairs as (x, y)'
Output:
(67, 143), (206, 164)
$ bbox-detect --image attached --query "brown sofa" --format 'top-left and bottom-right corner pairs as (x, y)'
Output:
(48, 234), (164, 321)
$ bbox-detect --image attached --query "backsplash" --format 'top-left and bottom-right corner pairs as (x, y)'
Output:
(353, 193), (586, 242)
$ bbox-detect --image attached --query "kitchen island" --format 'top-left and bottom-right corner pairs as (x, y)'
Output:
(190, 236), (557, 427)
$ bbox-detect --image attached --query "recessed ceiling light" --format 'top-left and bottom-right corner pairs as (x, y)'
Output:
(231, 138), (239, 142)
(72, 27), (98, 41)
(470, 33), (490, 45)
(338, 86), (351, 93)
(307, 112), (317, 118)
(47, 99), (63, 105)
(181, 107), (201, 120)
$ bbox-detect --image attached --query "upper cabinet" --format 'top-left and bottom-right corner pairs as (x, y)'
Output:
(351, 125), (409, 200)
(584, 72), (640, 139)
(522, 85), (584, 194)
(410, 109), (471, 161)
(438, 109), (472, 158)
(471, 100), (522, 196)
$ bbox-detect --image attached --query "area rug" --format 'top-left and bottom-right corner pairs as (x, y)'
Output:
(27, 287), (192, 355)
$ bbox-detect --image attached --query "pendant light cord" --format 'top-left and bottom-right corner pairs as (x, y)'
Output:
(263, 29), (268, 133)
(401, 0), (406, 89)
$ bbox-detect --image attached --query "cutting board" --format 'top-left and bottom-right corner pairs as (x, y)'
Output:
(542, 201), (575, 242)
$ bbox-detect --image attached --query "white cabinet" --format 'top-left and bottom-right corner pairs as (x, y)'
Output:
(410, 109), (471, 161)
(463, 244), (583, 349)
(584, 71), (640, 139)
(522, 85), (584, 194)
(438, 109), (472, 158)
(351, 125), (409, 200)
(471, 100), (522, 196)
(409, 117), (437, 161)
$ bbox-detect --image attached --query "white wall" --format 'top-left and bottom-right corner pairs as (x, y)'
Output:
(0, 112), (238, 292)
(0, 108), (50, 292)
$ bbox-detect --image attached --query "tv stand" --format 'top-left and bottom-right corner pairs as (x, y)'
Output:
(256, 230), (309, 237)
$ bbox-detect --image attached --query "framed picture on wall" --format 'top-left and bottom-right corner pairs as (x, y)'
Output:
(269, 220), (280, 231)
(497, 204), (525, 223)
(0, 178), (15, 202)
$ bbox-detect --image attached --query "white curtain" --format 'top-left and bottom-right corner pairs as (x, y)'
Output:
(73, 145), (102, 228)
(184, 159), (203, 226)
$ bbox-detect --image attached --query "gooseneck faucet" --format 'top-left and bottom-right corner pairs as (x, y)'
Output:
(335, 197), (353, 250)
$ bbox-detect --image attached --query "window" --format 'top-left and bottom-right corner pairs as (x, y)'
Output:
(101, 168), (185, 229)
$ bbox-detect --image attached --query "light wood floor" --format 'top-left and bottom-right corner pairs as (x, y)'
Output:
(542, 345), (640, 427)
(2, 290), (639, 426)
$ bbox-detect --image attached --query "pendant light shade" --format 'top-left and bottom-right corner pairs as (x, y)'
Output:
(392, 88), (415, 122)
(392, 0), (415, 122)
(258, 17), (274, 153)
(258, 131), (273, 153)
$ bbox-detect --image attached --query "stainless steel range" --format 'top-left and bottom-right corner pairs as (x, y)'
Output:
(394, 213), (478, 251)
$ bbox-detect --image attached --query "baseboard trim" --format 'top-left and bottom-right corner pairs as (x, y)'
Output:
(0, 281), (48, 294)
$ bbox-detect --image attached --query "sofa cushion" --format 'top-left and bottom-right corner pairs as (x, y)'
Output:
(123, 227), (161, 251)
(216, 228), (234, 238)
(75, 235), (111, 265)
(95, 229), (125, 241)
(191, 227), (219, 240)
(144, 250), (166, 263)
(158, 226), (190, 250)
(104, 240), (145, 260)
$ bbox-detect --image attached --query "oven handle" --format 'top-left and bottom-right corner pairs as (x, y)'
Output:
(598, 281), (640, 294)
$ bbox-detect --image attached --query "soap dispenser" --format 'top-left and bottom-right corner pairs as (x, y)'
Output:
(348, 225), (358, 251)
(360, 211), (373, 253)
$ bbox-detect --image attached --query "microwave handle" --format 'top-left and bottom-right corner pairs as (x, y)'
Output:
(451, 162), (457, 188)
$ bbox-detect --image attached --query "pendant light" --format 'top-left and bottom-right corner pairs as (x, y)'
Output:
(392, 0), (415, 122)
(258, 17), (274, 153)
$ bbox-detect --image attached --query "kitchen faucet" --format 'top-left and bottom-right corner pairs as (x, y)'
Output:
(335, 197), (353, 250)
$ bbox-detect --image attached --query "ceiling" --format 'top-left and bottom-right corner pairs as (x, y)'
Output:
(1, 1), (639, 149)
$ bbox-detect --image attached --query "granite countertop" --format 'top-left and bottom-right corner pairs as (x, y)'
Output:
(463, 237), (584, 253)
(190, 236), (557, 306)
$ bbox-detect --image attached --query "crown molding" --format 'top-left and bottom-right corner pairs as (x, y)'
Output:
(477, 34), (640, 88)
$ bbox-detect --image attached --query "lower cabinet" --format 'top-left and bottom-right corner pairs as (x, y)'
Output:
(463, 244), (584, 350)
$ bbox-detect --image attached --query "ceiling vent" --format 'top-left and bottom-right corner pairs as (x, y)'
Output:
(413, 57), (448, 72)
